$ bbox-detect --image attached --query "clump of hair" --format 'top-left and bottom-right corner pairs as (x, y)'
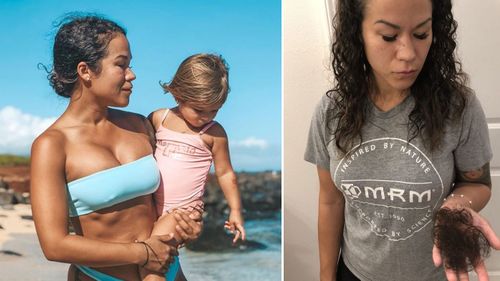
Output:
(161, 53), (230, 107)
(433, 208), (491, 272)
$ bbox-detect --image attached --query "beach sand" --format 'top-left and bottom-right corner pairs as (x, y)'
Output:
(0, 204), (67, 280)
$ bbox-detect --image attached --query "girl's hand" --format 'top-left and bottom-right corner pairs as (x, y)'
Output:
(139, 233), (179, 273)
(224, 209), (246, 243)
(432, 207), (500, 281)
(173, 210), (203, 243)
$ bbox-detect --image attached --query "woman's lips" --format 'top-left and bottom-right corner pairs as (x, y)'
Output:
(394, 70), (416, 78)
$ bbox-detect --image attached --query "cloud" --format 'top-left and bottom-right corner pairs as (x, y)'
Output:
(231, 137), (269, 150)
(0, 106), (56, 155)
(229, 137), (280, 171)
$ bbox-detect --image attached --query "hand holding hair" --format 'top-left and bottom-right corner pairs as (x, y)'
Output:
(432, 207), (500, 281)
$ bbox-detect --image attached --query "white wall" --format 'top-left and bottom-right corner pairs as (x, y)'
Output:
(283, 0), (500, 280)
(453, 1), (500, 280)
(283, 0), (331, 280)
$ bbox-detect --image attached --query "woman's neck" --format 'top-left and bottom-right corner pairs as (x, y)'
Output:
(65, 93), (110, 125)
(370, 85), (410, 112)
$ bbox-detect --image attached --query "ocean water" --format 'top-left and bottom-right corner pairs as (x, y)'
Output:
(180, 214), (282, 281)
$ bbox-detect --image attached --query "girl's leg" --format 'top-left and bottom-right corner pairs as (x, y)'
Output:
(141, 213), (180, 281)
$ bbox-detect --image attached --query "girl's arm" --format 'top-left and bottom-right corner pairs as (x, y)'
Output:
(317, 166), (345, 281)
(30, 132), (176, 273)
(210, 124), (245, 241)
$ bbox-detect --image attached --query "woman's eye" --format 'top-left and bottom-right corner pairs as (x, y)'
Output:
(414, 33), (429, 40)
(382, 35), (397, 42)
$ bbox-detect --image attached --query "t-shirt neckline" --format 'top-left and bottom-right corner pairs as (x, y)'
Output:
(369, 94), (414, 119)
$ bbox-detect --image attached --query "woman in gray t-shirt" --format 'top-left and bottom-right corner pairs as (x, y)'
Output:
(305, 0), (500, 280)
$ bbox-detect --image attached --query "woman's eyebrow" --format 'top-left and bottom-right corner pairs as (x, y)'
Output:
(115, 54), (132, 60)
(374, 17), (432, 30)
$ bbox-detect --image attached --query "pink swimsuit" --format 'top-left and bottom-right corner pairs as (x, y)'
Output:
(154, 109), (215, 215)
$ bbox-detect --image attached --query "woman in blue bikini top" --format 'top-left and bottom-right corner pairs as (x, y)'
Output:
(30, 15), (201, 281)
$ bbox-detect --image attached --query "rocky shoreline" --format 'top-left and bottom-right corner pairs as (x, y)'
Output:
(191, 171), (281, 252)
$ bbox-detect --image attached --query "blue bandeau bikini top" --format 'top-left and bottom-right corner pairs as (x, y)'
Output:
(66, 154), (160, 217)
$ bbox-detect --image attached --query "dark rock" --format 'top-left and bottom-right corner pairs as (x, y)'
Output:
(0, 188), (15, 206)
(203, 171), (281, 222)
(186, 223), (267, 252)
(0, 250), (22, 257)
(189, 171), (280, 252)
(21, 215), (33, 221)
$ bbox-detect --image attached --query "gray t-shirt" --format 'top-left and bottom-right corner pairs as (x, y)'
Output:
(304, 94), (492, 281)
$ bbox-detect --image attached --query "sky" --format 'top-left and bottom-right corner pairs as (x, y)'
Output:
(0, 0), (281, 171)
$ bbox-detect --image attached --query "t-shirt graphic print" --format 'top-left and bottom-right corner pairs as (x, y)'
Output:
(334, 137), (444, 241)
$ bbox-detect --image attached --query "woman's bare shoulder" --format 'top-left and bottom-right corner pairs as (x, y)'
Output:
(31, 126), (67, 164)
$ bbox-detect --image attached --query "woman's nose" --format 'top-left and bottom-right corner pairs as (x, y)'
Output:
(126, 67), (136, 81)
(396, 37), (417, 62)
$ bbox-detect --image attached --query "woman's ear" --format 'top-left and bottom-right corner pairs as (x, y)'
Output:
(77, 62), (92, 82)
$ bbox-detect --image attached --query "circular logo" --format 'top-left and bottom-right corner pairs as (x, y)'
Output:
(334, 138), (443, 241)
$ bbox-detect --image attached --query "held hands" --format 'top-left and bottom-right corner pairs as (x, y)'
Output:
(139, 233), (179, 273)
(173, 209), (203, 243)
(224, 209), (246, 243)
(432, 206), (500, 281)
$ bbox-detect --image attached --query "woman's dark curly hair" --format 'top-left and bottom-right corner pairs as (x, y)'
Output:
(47, 14), (126, 98)
(327, 0), (470, 155)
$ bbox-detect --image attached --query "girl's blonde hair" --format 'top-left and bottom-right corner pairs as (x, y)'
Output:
(162, 53), (230, 107)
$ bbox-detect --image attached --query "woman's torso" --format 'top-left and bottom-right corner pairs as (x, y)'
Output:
(57, 109), (157, 280)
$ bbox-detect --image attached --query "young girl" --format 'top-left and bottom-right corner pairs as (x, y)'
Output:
(144, 53), (246, 281)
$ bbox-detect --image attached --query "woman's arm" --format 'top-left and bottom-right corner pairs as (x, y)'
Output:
(433, 162), (500, 281)
(211, 125), (245, 242)
(30, 131), (176, 272)
(441, 163), (491, 211)
(317, 166), (345, 281)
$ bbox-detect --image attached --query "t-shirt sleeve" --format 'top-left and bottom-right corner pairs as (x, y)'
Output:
(454, 94), (493, 171)
(304, 95), (333, 170)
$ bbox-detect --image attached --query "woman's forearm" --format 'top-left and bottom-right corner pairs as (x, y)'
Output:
(444, 162), (492, 211)
(443, 183), (491, 211)
(317, 166), (345, 281)
(41, 234), (143, 267)
(318, 199), (344, 281)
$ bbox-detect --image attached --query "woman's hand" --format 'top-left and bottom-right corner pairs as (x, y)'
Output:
(173, 210), (203, 243)
(432, 208), (500, 281)
(139, 233), (179, 273)
(224, 209), (246, 243)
